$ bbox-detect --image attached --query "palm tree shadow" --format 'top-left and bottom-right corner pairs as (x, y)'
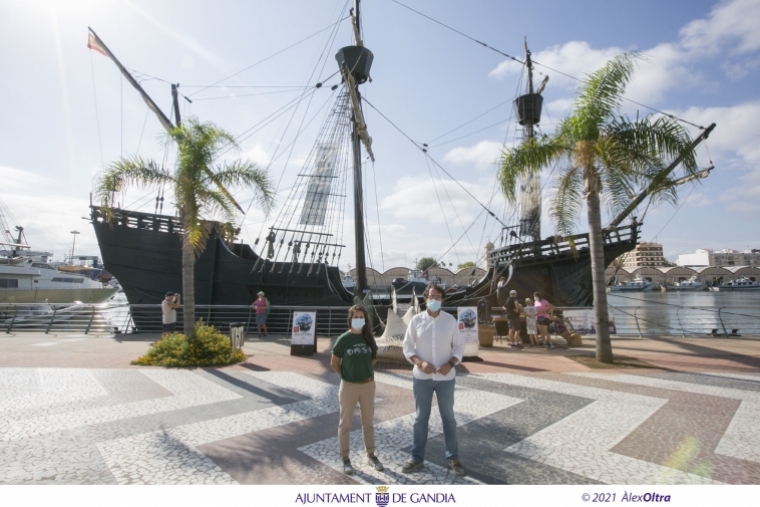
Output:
(646, 336), (760, 370)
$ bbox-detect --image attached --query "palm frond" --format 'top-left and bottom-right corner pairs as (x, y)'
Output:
(549, 166), (583, 237)
(498, 136), (567, 202)
(195, 186), (238, 224)
(204, 161), (276, 216)
(573, 52), (641, 138)
(96, 158), (173, 200)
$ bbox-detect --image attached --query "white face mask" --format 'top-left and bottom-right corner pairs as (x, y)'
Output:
(534, 296), (540, 302)
(351, 318), (365, 330)
(427, 300), (442, 312)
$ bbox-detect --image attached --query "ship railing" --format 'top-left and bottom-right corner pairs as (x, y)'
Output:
(90, 206), (185, 235)
(2, 301), (758, 337)
(488, 223), (640, 264)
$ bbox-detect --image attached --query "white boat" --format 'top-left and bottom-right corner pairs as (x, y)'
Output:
(342, 273), (356, 291)
(667, 275), (707, 291)
(713, 276), (760, 291)
(609, 275), (656, 292)
(0, 258), (119, 303)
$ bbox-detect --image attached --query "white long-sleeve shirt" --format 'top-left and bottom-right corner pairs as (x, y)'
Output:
(402, 310), (465, 381)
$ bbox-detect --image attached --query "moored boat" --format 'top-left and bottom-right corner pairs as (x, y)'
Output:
(713, 276), (760, 291)
(667, 275), (707, 291)
(609, 275), (656, 292)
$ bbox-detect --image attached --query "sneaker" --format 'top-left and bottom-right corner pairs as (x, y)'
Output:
(548, 343), (555, 349)
(342, 458), (354, 475)
(367, 455), (384, 471)
(401, 459), (423, 474)
(448, 459), (465, 476)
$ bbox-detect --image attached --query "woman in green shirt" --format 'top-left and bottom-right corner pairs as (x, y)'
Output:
(331, 304), (383, 475)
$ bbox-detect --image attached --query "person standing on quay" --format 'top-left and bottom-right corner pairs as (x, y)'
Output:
(331, 305), (383, 475)
(252, 291), (269, 337)
(503, 289), (523, 348)
(161, 292), (181, 337)
(523, 297), (539, 347)
(402, 283), (466, 476)
(534, 291), (555, 349)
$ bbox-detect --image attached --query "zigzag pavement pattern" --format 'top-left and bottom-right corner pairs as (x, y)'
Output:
(575, 372), (760, 466)
(478, 373), (722, 485)
(96, 372), (340, 484)
(1, 369), (241, 442)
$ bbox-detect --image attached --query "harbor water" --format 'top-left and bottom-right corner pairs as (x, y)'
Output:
(603, 291), (760, 337)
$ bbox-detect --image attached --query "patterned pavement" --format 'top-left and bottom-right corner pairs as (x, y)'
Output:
(2, 359), (760, 485)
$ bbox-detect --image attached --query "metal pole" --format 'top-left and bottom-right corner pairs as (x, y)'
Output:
(634, 307), (642, 338)
(85, 305), (96, 334)
(718, 307), (728, 337)
(7, 305), (18, 333)
(46, 306), (58, 334)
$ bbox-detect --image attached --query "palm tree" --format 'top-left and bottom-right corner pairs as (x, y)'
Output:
(96, 118), (275, 337)
(498, 53), (698, 363)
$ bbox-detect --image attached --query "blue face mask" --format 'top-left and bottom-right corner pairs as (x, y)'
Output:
(427, 300), (442, 312)
(351, 318), (365, 330)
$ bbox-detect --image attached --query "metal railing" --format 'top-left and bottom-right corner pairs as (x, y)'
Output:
(0, 302), (362, 336)
(2, 301), (758, 337)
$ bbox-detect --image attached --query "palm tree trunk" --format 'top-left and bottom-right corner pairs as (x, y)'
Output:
(181, 242), (196, 337)
(586, 188), (614, 363)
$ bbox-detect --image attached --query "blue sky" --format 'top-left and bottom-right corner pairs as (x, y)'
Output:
(1, 0), (758, 271)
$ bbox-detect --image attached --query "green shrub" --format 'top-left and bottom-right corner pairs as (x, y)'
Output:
(132, 322), (246, 367)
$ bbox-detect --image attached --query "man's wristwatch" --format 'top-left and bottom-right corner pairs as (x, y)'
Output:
(448, 360), (456, 368)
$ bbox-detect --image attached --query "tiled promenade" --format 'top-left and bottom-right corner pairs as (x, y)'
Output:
(1, 332), (759, 485)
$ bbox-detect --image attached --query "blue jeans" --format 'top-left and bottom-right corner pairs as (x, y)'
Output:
(410, 378), (458, 463)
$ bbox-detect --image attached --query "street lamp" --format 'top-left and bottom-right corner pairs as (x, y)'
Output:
(70, 230), (80, 259)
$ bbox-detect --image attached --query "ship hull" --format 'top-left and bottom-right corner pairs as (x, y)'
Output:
(445, 225), (640, 308)
(91, 207), (353, 331)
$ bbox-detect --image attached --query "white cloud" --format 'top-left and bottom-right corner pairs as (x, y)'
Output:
(679, 0), (760, 55)
(724, 201), (760, 213)
(684, 191), (713, 208)
(443, 140), (503, 170)
(490, 41), (622, 85)
(380, 176), (494, 226)
(676, 101), (760, 168)
(489, 0), (759, 104)
(238, 144), (272, 166)
(1, 165), (98, 259)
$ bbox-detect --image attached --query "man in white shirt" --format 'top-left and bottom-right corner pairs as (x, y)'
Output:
(401, 283), (466, 476)
(161, 292), (181, 337)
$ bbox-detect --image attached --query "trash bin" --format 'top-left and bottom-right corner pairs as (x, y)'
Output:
(229, 322), (245, 351)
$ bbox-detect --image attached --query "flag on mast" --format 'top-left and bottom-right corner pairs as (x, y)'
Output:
(87, 33), (108, 56)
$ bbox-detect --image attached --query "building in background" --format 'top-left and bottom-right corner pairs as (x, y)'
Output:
(677, 248), (760, 267)
(615, 242), (670, 268)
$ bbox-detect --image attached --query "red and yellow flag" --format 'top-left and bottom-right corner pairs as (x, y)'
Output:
(87, 33), (108, 56)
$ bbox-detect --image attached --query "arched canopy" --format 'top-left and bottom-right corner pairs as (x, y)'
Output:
(725, 266), (760, 275)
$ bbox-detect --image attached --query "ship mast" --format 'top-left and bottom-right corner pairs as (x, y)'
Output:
(515, 38), (545, 243)
(336, 0), (374, 297)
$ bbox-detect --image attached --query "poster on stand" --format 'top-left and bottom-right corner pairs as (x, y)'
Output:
(457, 306), (480, 357)
(291, 311), (317, 346)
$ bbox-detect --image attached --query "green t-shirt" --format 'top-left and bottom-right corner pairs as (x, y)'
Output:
(332, 331), (375, 383)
